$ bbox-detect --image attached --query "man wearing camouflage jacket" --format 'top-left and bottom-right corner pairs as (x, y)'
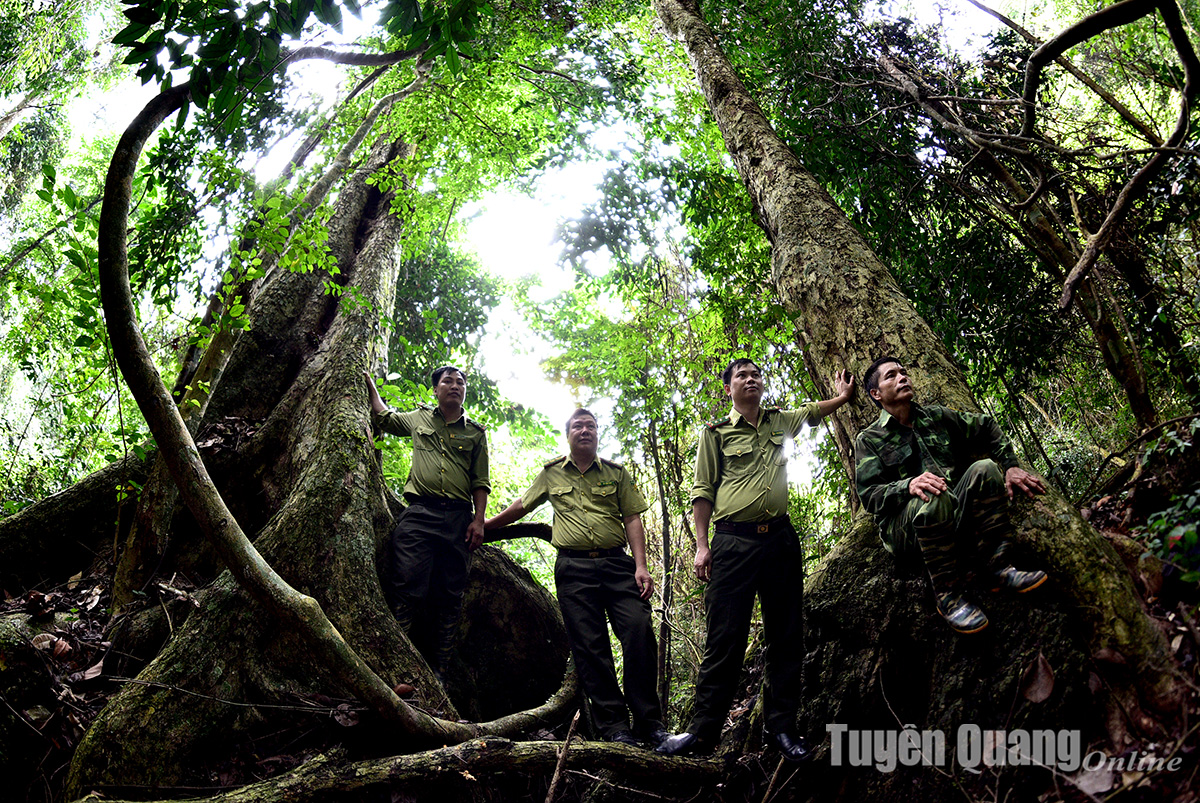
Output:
(855, 356), (1047, 634)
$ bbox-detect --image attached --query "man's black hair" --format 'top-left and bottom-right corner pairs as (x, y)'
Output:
(431, 365), (466, 386)
(721, 358), (761, 385)
(863, 356), (902, 408)
(565, 408), (597, 435)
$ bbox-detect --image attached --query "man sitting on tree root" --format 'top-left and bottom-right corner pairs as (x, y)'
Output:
(485, 408), (669, 750)
(855, 356), (1048, 635)
(658, 358), (854, 762)
(365, 366), (489, 680)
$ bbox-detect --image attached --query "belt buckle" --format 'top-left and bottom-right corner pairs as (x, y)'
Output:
(756, 524), (769, 534)
(588, 550), (600, 558)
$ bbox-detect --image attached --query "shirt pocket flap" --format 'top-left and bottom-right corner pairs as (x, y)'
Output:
(878, 442), (912, 467)
(593, 485), (617, 497)
(768, 433), (785, 447)
(414, 426), (437, 449)
(550, 485), (573, 496)
(722, 441), (751, 458)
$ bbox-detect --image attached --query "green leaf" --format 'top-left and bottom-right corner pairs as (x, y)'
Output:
(113, 21), (151, 45)
(313, 0), (342, 30)
(190, 66), (211, 108)
(123, 5), (163, 26)
(444, 44), (461, 74)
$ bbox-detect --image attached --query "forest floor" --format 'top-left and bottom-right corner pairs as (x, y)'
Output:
(5, 435), (1200, 802)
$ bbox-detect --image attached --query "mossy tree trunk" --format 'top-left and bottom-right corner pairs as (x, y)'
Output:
(25, 126), (575, 797)
(652, 0), (1183, 789)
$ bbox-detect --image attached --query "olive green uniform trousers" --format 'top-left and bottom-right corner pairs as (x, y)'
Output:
(555, 550), (664, 738)
(686, 517), (804, 741)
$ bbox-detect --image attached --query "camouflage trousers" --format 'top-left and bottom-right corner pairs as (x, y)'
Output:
(879, 459), (1011, 595)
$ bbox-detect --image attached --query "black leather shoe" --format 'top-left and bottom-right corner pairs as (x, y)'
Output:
(655, 731), (708, 757)
(767, 731), (814, 762)
(642, 727), (671, 749)
(606, 729), (639, 747)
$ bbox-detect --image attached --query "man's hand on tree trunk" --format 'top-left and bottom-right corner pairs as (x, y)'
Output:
(1005, 467), (1047, 499)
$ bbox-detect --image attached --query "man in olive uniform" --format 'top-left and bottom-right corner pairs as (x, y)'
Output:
(365, 366), (489, 677)
(658, 358), (855, 761)
(485, 409), (668, 749)
(855, 356), (1047, 635)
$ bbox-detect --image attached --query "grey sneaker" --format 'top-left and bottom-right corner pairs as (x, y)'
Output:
(993, 566), (1048, 593)
(936, 593), (989, 634)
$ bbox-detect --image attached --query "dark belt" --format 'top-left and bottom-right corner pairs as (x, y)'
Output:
(557, 546), (626, 559)
(714, 515), (790, 536)
(408, 495), (473, 512)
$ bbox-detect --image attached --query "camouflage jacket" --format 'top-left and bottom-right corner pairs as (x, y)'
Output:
(854, 403), (1021, 520)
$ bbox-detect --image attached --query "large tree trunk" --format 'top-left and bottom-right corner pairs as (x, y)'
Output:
(652, 0), (1182, 788)
(48, 130), (572, 796)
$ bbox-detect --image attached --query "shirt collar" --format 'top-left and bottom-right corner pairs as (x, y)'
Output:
(879, 401), (924, 430)
(434, 406), (465, 427)
(564, 453), (599, 474)
(728, 407), (766, 427)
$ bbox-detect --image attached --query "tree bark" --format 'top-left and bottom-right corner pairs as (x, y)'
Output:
(652, 0), (1181, 760)
(58, 79), (574, 793)
(73, 737), (723, 803)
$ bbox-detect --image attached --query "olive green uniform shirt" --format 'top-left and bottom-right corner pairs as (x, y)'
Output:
(521, 455), (649, 550)
(691, 404), (823, 523)
(374, 405), (490, 503)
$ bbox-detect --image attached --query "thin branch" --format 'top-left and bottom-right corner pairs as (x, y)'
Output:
(282, 43), (429, 68)
(1059, 1), (1199, 308)
(1075, 412), (1200, 504)
(964, 0), (1163, 145)
(924, 95), (1023, 106)
(545, 710), (581, 803)
(1019, 0), (1159, 139)
(0, 196), (102, 282)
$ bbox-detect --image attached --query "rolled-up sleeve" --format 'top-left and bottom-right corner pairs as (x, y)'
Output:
(469, 432), (491, 492)
(691, 427), (720, 504)
(520, 469), (549, 512)
(374, 408), (416, 437)
(780, 402), (822, 436)
(618, 467), (650, 516)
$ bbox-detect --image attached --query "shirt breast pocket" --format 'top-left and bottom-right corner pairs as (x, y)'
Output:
(592, 484), (617, 509)
(768, 433), (787, 466)
(414, 426), (438, 452)
(550, 485), (575, 510)
(722, 440), (754, 475)
(878, 442), (912, 467)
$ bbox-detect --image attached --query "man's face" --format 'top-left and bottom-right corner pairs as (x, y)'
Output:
(434, 370), (466, 406)
(725, 363), (763, 406)
(870, 362), (913, 407)
(566, 414), (598, 457)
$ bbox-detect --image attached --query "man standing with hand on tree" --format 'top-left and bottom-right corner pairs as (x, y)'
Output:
(486, 408), (668, 749)
(658, 359), (854, 761)
(365, 366), (489, 681)
(855, 356), (1047, 635)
